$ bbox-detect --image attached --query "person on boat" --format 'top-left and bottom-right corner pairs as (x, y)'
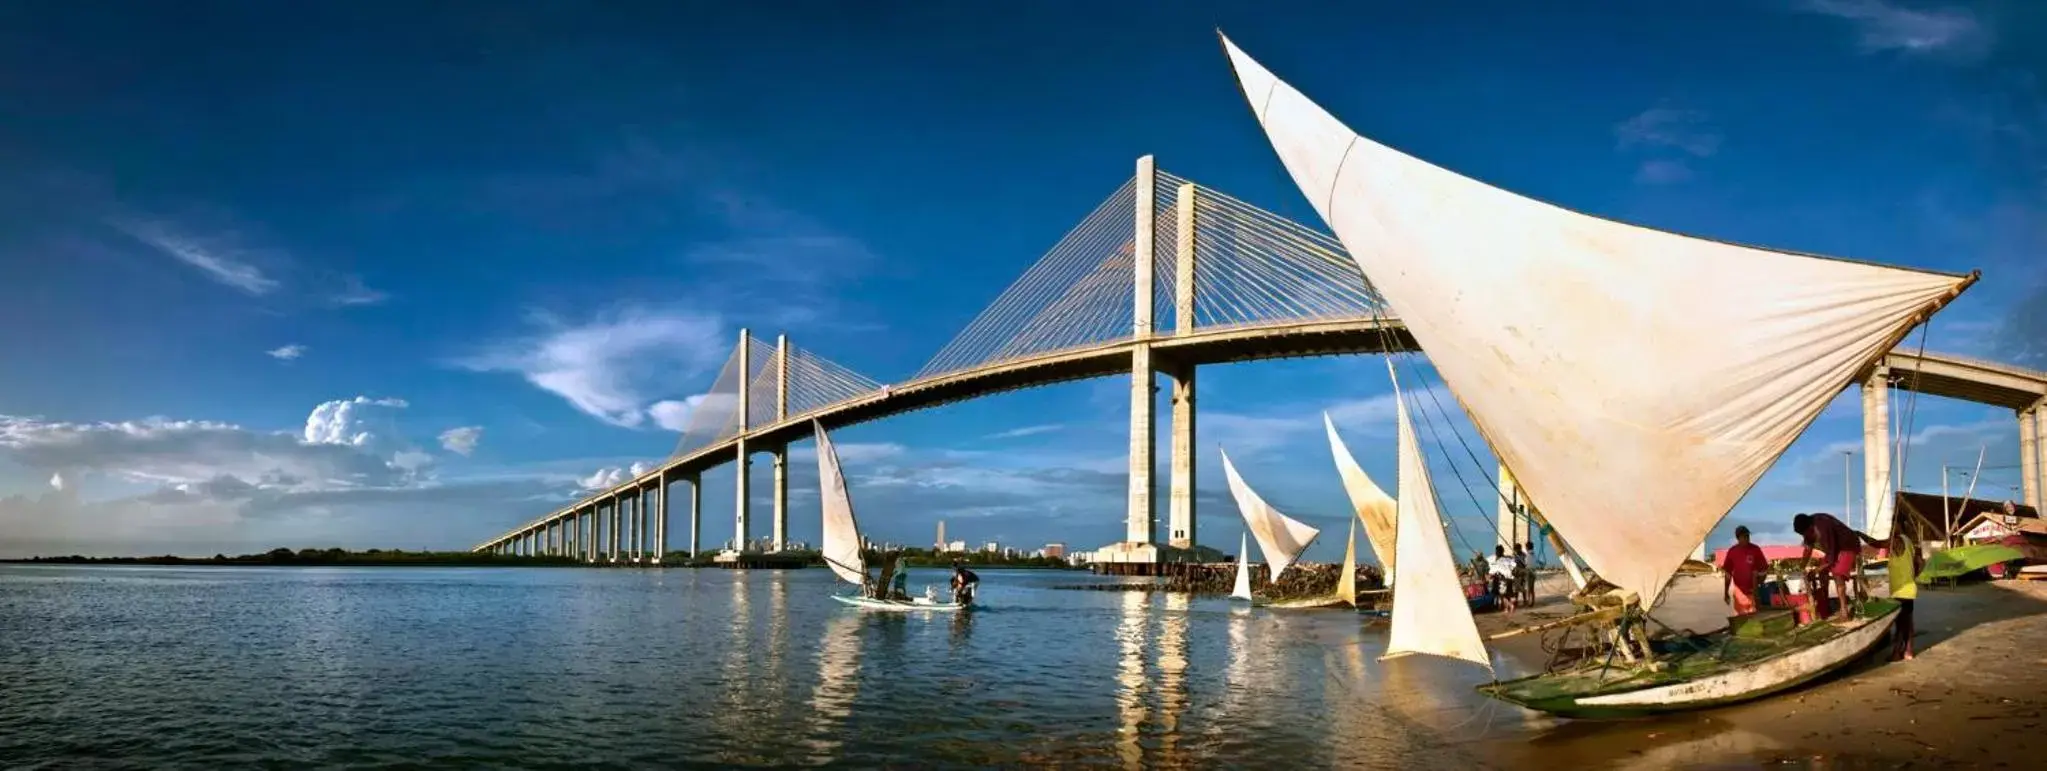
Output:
(1721, 525), (1769, 615)
(1488, 545), (1519, 613)
(890, 563), (911, 601)
(950, 561), (979, 605)
(1793, 512), (1883, 621)
(1888, 521), (1924, 661)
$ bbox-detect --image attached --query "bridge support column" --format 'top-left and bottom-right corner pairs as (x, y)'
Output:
(654, 475), (668, 564)
(1127, 155), (1159, 549)
(772, 447), (789, 552)
(1128, 346), (1158, 545)
(689, 475), (703, 560)
(1862, 366), (1894, 538)
(1166, 362), (1196, 551)
(584, 507), (596, 563)
(735, 327), (752, 553)
(2022, 403), (2041, 513)
(610, 497), (622, 563)
(1497, 464), (1531, 550)
(618, 488), (634, 560)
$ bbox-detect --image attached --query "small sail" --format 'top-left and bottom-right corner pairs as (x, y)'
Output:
(1221, 36), (1974, 605)
(1382, 367), (1492, 671)
(1231, 533), (1253, 600)
(1221, 448), (1321, 580)
(813, 421), (866, 587)
(1337, 519), (1358, 606)
(1325, 412), (1398, 584)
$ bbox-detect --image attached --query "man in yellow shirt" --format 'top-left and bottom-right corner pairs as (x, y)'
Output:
(1887, 527), (1923, 661)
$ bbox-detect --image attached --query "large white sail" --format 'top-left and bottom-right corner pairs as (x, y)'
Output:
(813, 421), (867, 587)
(1221, 448), (1321, 580)
(1325, 412), (1398, 584)
(1337, 519), (1358, 606)
(1382, 369), (1492, 671)
(1221, 36), (1974, 605)
(1231, 533), (1253, 600)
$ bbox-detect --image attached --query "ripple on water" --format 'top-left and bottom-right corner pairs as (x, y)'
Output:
(2, 565), (1517, 768)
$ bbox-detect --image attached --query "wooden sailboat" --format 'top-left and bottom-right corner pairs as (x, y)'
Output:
(1220, 447), (1321, 604)
(1221, 33), (1972, 717)
(813, 420), (966, 612)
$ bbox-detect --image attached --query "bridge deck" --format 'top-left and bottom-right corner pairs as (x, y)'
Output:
(478, 315), (2044, 550)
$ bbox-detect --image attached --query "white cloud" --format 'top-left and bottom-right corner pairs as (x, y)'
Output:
(1615, 107), (1722, 158)
(438, 426), (483, 456)
(49, 472), (64, 491)
(109, 216), (280, 295)
(330, 274), (389, 306)
(986, 424), (1063, 440)
(0, 412), (410, 493)
(456, 305), (729, 429)
(266, 344), (307, 361)
(579, 461), (654, 491)
(1797, 0), (1987, 57)
(302, 396), (410, 451)
(648, 397), (703, 432)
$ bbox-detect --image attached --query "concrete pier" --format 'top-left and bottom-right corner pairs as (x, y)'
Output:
(1863, 365), (1894, 537)
(734, 327), (751, 553)
(689, 474), (702, 559)
(773, 334), (790, 552)
(654, 475), (668, 564)
(2023, 404), (2040, 513)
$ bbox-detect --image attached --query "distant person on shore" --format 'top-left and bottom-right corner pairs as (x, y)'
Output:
(1888, 525), (1924, 661)
(1793, 512), (1883, 621)
(1510, 543), (1531, 608)
(1489, 545), (1519, 613)
(1721, 526), (1769, 615)
(1521, 540), (1539, 606)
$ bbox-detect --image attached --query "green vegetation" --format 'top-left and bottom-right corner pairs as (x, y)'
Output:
(870, 546), (1078, 569)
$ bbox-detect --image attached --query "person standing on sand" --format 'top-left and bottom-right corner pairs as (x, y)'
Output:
(1794, 512), (1884, 621)
(1722, 526), (1769, 615)
(1488, 545), (1519, 613)
(1888, 524), (1924, 661)
(1521, 540), (1539, 606)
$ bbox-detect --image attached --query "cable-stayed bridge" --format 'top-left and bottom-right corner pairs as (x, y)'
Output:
(475, 157), (2047, 565)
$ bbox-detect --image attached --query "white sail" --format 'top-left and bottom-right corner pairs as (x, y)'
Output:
(1382, 368), (1492, 671)
(1231, 533), (1253, 600)
(1220, 36), (1974, 605)
(1221, 448), (1321, 580)
(1325, 412), (1398, 584)
(813, 421), (866, 587)
(1337, 519), (1358, 606)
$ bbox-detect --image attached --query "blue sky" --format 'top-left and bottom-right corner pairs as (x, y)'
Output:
(2, 1), (2043, 560)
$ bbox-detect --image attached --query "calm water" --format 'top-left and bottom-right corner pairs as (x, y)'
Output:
(1, 565), (1593, 769)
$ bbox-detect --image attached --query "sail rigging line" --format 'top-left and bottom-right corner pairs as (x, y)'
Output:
(1389, 352), (1503, 562)
(1889, 323), (1935, 534)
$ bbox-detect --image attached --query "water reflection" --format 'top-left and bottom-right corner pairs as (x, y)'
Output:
(1156, 592), (1190, 766)
(804, 612), (863, 764)
(1114, 590), (1148, 770)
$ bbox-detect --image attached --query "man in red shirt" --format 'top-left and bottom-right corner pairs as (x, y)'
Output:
(1721, 525), (1769, 615)
(1794, 512), (1883, 621)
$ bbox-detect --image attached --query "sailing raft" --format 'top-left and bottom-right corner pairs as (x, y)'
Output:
(814, 420), (969, 613)
(1221, 33), (1974, 718)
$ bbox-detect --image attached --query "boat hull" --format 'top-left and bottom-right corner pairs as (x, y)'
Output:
(1479, 603), (1899, 720)
(831, 594), (967, 612)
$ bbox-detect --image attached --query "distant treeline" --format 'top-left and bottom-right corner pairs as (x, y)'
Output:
(872, 547), (1079, 569)
(4, 547), (585, 567)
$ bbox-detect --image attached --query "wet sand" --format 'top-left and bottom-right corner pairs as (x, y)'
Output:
(1459, 572), (2047, 769)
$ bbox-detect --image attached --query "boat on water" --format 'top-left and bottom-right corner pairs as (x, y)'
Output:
(813, 420), (968, 613)
(1220, 33), (1974, 718)
(1221, 447), (1319, 604)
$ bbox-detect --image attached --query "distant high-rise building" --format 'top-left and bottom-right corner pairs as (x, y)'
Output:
(936, 521), (946, 551)
(983, 542), (1000, 554)
(1044, 543), (1067, 559)
(946, 540), (967, 553)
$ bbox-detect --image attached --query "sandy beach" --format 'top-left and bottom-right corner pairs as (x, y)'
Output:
(1452, 571), (2047, 768)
